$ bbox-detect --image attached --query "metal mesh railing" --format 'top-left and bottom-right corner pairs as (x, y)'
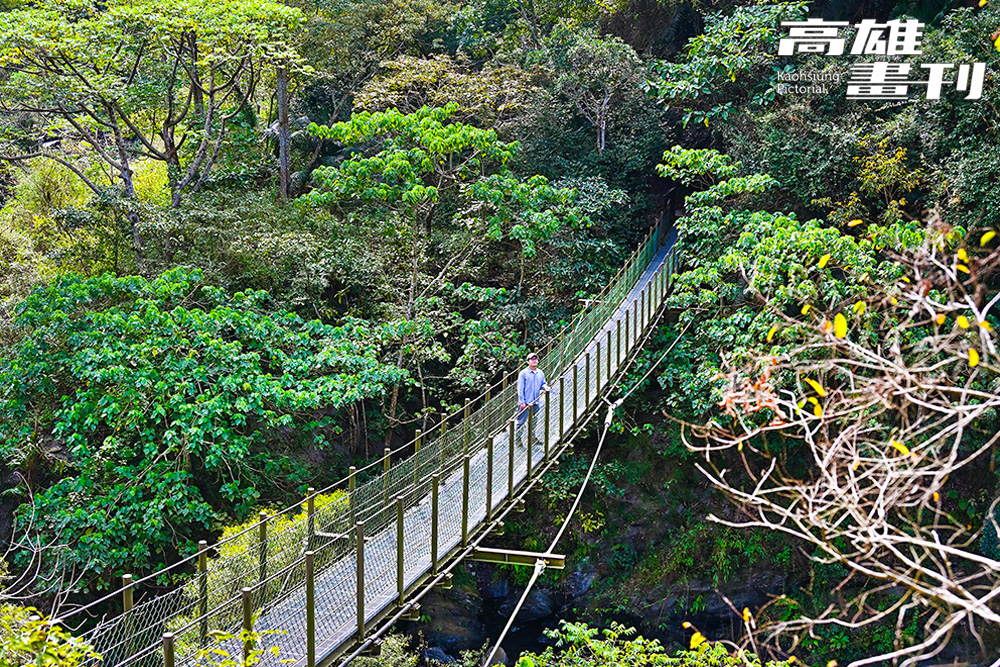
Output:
(60, 221), (680, 667)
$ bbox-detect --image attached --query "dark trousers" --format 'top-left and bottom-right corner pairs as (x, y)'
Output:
(516, 401), (541, 426)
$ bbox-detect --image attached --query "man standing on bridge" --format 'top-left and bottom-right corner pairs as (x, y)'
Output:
(516, 352), (550, 445)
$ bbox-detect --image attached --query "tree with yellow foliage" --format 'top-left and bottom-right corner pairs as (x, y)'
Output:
(691, 225), (1000, 664)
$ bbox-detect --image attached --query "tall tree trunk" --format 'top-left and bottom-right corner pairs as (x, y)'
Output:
(597, 91), (610, 152)
(188, 32), (204, 120)
(108, 104), (145, 264)
(383, 244), (420, 446)
(276, 64), (291, 200)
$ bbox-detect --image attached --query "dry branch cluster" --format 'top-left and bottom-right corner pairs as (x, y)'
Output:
(690, 234), (1000, 666)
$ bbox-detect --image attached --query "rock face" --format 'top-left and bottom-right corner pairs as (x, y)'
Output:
(561, 562), (597, 612)
(496, 588), (556, 623)
(423, 646), (457, 664)
(483, 646), (507, 666)
(414, 569), (487, 656)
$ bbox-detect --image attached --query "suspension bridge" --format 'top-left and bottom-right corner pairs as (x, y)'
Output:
(58, 220), (681, 667)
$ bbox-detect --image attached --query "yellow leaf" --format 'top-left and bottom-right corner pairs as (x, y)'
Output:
(682, 621), (692, 629)
(979, 320), (993, 331)
(956, 264), (970, 274)
(743, 608), (752, 623)
(704, 118), (709, 127)
(935, 313), (946, 325)
(847, 218), (863, 227)
(933, 492), (940, 503)
(828, 661), (839, 667)
(981, 230), (996, 246)
(890, 297), (898, 304)
(738, 441), (743, 452)
(804, 378), (828, 397)
(690, 632), (707, 649)
(767, 325), (778, 342)
(853, 301), (866, 315)
(981, 0), (988, 7)
(834, 313), (848, 339)
(901, 276), (910, 283)
(851, 458), (860, 471)
(801, 304), (811, 315)
(818, 254), (831, 268)
(958, 248), (969, 262)
(958, 315), (970, 329)
(813, 403), (823, 417)
(970, 348), (980, 367)
(892, 440), (910, 456)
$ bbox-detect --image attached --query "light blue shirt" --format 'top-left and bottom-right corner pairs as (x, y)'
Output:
(517, 368), (548, 405)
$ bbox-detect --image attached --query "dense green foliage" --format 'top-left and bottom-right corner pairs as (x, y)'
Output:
(515, 623), (788, 667)
(307, 104), (585, 257)
(1, 269), (403, 583)
(0, 608), (100, 667)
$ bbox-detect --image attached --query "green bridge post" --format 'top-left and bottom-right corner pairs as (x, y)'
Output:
(462, 454), (471, 546)
(616, 319), (621, 368)
(647, 283), (652, 323)
(641, 288), (646, 330)
(414, 430), (422, 489)
(440, 414), (447, 470)
(241, 587), (253, 663)
(543, 392), (550, 460)
(632, 300), (638, 344)
(606, 330), (611, 382)
(349, 466), (357, 525)
(122, 573), (135, 661)
(624, 310), (630, 355)
(383, 447), (390, 508)
(431, 475), (440, 574)
(595, 342), (601, 400)
(486, 437), (494, 523)
(162, 633), (174, 667)
(572, 364), (578, 423)
(559, 376), (565, 437)
(507, 420), (514, 501)
(122, 574), (133, 613)
(306, 488), (315, 551)
(197, 541), (208, 647)
(464, 399), (470, 455)
(526, 407), (533, 481)
(258, 511), (267, 602)
(356, 522), (365, 644)
(306, 551), (315, 667)
(396, 496), (405, 603)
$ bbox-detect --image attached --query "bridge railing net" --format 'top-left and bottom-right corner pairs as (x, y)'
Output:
(69, 222), (677, 667)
